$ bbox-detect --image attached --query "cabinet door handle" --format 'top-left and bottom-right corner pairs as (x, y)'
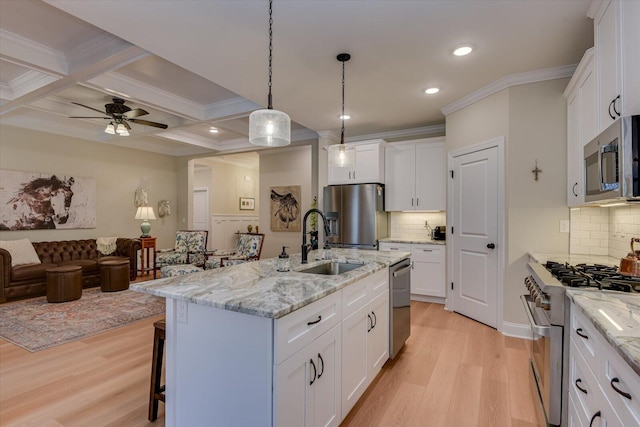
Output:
(309, 359), (317, 385)
(317, 353), (324, 379)
(573, 182), (578, 197)
(613, 94), (621, 117)
(575, 378), (588, 394)
(416, 198), (419, 206)
(589, 411), (601, 427)
(353, 171), (355, 179)
(307, 315), (322, 326)
(371, 311), (377, 329)
(367, 313), (372, 332)
(411, 198), (414, 206)
(422, 249), (433, 252)
(576, 328), (588, 339)
(609, 99), (616, 120)
(611, 377), (632, 400)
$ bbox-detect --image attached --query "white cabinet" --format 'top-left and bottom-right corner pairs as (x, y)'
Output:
(379, 242), (446, 299)
(385, 138), (446, 211)
(327, 140), (385, 185)
(569, 301), (640, 427)
(564, 48), (597, 206)
(341, 268), (389, 419)
(590, 0), (640, 130)
(275, 323), (341, 427)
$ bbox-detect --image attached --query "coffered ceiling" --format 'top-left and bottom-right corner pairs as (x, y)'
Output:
(0, 0), (593, 157)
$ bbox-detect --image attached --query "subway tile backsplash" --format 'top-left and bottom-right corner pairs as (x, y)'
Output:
(569, 205), (640, 258)
(388, 212), (446, 240)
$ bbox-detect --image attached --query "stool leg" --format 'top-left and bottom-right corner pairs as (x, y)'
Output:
(149, 327), (165, 421)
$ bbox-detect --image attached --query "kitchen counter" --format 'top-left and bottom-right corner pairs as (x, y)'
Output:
(379, 237), (445, 245)
(566, 289), (640, 376)
(529, 252), (619, 267)
(131, 248), (410, 319)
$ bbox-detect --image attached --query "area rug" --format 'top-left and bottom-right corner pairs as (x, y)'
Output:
(0, 288), (165, 352)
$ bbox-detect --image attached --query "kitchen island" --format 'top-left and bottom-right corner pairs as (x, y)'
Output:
(132, 248), (409, 427)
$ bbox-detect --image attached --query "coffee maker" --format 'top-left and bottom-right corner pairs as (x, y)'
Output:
(431, 225), (446, 241)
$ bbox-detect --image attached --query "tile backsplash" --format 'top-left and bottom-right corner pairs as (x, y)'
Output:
(570, 205), (640, 258)
(389, 212), (446, 240)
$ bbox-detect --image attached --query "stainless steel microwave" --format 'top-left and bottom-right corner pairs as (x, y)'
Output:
(584, 115), (640, 203)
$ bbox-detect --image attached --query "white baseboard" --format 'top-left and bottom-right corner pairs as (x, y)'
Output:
(410, 294), (445, 304)
(501, 320), (532, 340)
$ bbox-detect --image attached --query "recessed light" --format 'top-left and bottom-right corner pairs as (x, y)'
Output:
(339, 115), (351, 120)
(425, 87), (440, 95)
(209, 127), (219, 133)
(453, 45), (473, 56)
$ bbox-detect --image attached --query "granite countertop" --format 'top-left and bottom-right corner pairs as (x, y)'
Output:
(131, 248), (410, 319)
(567, 289), (640, 376)
(529, 252), (620, 267)
(380, 237), (446, 245)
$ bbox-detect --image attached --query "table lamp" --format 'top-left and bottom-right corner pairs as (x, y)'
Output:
(135, 206), (156, 237)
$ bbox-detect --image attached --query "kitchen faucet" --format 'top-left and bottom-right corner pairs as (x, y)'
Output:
(301, 208), (331, 264)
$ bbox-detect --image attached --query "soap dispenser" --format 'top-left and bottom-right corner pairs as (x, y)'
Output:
(278, 246), (290, 272)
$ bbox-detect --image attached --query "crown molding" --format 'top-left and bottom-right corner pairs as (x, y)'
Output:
(441, 64), (577, 116)
(203, 97), (261, 121)
(317, 130), (341, 143)
(346, 124), (445, 142)
(156, 129), (222, 150)
(563, 48), (595, 97)
(0, 29), (67, 75)
(8, 70), (59, 100)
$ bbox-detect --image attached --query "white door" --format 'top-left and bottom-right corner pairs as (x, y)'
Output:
(192, 188), (209, 246)
(450, 146), (499, 328)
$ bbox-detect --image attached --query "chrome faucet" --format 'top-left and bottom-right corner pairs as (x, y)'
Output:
(301, 208), (331, 264)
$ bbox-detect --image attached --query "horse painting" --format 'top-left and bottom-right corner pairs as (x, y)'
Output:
(270, 185), (301, 232)
(1, 175), (75, 230)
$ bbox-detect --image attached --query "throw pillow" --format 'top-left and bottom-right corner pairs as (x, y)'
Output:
(97, 236), (118, 255)
(0, 238), (42, 267)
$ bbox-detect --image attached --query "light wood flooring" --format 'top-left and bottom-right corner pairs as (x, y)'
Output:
(0, 289), (538, 426)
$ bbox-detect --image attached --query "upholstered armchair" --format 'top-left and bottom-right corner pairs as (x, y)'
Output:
(154, 230), (209, 272)
(204, 233), (265, 269)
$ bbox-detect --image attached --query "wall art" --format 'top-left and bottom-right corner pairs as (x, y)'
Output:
(0, 169), (96, 230)
(239, 197), (255, 211)
(270, 185), (301, 232)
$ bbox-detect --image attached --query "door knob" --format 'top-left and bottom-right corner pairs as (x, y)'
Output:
(487, 243), (496, 249)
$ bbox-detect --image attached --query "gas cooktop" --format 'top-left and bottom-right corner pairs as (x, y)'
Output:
(545, 261), (640, 293)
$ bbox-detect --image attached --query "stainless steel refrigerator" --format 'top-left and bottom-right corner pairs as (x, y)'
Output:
(323, 183), (388, 249)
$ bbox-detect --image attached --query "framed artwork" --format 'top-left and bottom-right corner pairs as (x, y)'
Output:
(270, 185), (301, 232)
(239, 197), (255, 210)
(0, 169), (96, 230)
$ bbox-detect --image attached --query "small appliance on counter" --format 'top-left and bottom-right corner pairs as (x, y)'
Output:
(431, 225), (446, 241)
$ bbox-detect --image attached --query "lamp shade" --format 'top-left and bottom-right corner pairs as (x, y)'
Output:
(135, 206), (157, 220)
(105, 123), (115, 134)
(249, 109), (291, 147)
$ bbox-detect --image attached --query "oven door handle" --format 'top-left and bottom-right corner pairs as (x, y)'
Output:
(520, 295), (551, 337)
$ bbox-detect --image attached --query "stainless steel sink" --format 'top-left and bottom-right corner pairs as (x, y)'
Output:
(298, 261), (363, 275)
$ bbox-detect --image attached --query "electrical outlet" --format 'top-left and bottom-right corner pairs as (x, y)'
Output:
(177, 300), (188, 323)
(559, 220), (570, 233)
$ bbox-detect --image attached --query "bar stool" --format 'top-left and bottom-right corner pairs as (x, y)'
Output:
(149, 318), (166, 421)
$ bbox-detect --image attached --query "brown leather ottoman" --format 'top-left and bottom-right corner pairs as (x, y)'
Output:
(46, 265), (82, 303)
(100, 259), (130, 292)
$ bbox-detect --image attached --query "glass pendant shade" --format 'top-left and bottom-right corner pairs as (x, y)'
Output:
(249, 108), (291, 147)
(105, 123), (116, 134)
(115, 123), (129, 136)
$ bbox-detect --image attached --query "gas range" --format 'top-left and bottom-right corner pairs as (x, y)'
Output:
(544, 261), (640, 293)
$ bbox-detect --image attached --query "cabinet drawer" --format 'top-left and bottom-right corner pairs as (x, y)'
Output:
(411, 244), (444, 260)
(275, 291), (341, 365)
(342, 268), (388, 319)
(379, 243), (411, 253)
(569, 337), (600, 422)
(570, 306), (600, 377)
(601, 338), (640, 426)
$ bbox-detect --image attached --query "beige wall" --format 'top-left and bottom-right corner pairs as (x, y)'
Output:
(194, 159), (259, 215)
(446, 78), (570, 326)
(0, 125), (179, 249)
(259, 145), (313, 259)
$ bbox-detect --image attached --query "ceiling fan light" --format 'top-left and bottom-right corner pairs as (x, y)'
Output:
(115, 123), (129, 136)
(105, 123), (115, 134)
(249, 109), (291, 147)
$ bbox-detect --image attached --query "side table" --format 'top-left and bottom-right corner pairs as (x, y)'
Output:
(139, 237), (157, 278)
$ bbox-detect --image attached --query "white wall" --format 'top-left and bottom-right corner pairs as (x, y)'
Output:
(445, 78), (570, 325)
(259, 145), (313, 259)
(0, 125), (179, 248)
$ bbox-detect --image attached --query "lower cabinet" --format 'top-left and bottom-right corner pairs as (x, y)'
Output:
(274, 323), (342, 427)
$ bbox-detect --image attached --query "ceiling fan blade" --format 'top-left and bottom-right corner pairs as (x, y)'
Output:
(123, 121), (131, 131)
(128, 118), (168, 129)
(71, 101), (107, 115)
(68, 116), (110, 119)
(123, 108), (148, 119)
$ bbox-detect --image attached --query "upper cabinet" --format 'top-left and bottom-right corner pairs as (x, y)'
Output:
(327, 140), (385, 185)
(591, 0), (640, 130)
(565, 48), (597, 206)
(385, 137), (446, 211)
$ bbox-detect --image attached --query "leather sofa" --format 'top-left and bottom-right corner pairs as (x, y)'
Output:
(0, 238), (141, 303)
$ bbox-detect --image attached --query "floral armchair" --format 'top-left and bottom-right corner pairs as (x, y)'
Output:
(154, 230), (209, 272)
(204, 233), (264, 269)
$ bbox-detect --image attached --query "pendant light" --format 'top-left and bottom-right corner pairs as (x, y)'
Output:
(333, 53), (353, 167)
(249, 0), (291, 147)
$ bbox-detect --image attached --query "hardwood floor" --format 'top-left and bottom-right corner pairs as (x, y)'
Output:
(0, 290), (538, 426)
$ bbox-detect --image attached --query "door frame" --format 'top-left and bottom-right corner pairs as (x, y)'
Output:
(192, 186), (210, 248)
(445, 137), (506, 332)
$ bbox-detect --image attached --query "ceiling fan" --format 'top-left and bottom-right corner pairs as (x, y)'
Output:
(69, 97), (168, 135)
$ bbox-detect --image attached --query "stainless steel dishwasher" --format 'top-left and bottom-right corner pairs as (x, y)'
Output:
(389, 258), (411, 358)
